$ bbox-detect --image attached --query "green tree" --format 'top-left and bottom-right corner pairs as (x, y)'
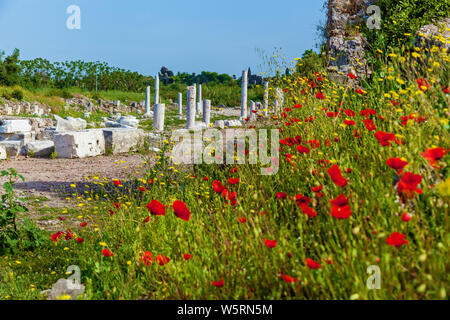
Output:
(0, 49), (21, 86)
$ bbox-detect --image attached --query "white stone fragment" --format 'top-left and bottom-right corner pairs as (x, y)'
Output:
(103, 128), (145, 154)
(25, 141), (54, 157)
(0, 120), (32, 133)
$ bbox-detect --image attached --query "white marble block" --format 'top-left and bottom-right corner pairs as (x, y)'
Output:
(54, 129), (105, 158)
(0, 120), (32, 133)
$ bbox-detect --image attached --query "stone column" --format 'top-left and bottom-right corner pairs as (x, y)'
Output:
(186, 86), (196, 129)
(263, 81), (269, 116)
(241, 70), (248, 119)
(153, 104), (165, 131)
(202, 99), (211, 126)
(198, 84), (202, 106)
(193, 84), (197, 116)
(154, 74), (160, 106)
(178, 92), (183, 115)
(145, 86), (151, 115)
(249, 101), (256, 121)
(275, 87), (284, 114)
(196, 102), (202, 115)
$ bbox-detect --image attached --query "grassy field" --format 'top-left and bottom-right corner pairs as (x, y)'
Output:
(0, 44), (449, 300)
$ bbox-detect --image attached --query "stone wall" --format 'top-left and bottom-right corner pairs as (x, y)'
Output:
(326, 0), (373, 79)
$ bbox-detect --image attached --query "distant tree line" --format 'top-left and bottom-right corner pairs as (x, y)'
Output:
(0, 49), (245, 92)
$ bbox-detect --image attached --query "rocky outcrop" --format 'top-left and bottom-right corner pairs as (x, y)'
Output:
(416, 18), (450, 50)
(326, 0), (373, 79)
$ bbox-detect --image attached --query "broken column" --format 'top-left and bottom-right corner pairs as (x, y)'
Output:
(263, 81), (269, 116)
(275, 87), (284, 114)
(186, 86), (196, 129)
(178, 92), (183, 115)
(202, 99), (211, 127)
(153, 104), (165, 131)
(241, 70), (248, 119)
(249, 101), (256, 121)
(145, 86), (152, 116)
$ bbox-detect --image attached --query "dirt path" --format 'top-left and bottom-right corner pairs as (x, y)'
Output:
(0, 155), (150, 206)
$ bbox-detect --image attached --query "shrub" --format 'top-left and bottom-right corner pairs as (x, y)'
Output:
(11, 88), (23, 101)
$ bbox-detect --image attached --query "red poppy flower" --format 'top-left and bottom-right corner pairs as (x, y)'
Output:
(330, 204), (352, 219)
(141, 251), (153, 266)
(311, 185), (323, 193)
(301, 205), (317, 218)
(155, 254), (170, 266)
(51, 231), (64, 242)
(183, 253), (192, 261)
(331, 194), (349, 207)
(344, 109), (356, 117)
(398, 172), (422, 199)
(386, 158), (408, 173)
(347, 73), (356, 79)
(212, 278), (224, 288)
(360, 108), (377, 118)
(296, 145), (310, 154)
(202, 176), (209, 181)
(402, 213), (412, 222)
(228, 178), (240, 185)
(355, 88), (365, 95)
(316, 92), (325, 100)
(265, 239), (277, 248)
(386, 232), (409, 247)
(212, 180), (225, 193)
(363, 119), (376, 131)
(238, 217), (247, 224)
(295, 194), (311, 207)
(327, 164), (348, 187)
(173, 200), (191, 221)
(443, 86), (450, 94)
(113, 180), (122, 186)
(306, 258), (322, 269)
(58, 216), (67, 221)
(344, 119), (356, 126)
(113, 202), (121, 209)
(65, 230), (73, 241)
(76, 237), (84, 243)
(143, 216), (150, 223)
(374, 131), (396, 147)
(279, 274), (298, 283)
(416, 78), (431, 91)
(276, 192), (287, 200)
(138, 186), (148, 192)
(102, 249), (114, 257)
(421, 148), (447, 168)
(146, 200), (166, 216)
(80, 222), (87, 227)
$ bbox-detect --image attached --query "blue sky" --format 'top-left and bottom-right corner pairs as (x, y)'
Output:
(0, 0), (326, 76)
